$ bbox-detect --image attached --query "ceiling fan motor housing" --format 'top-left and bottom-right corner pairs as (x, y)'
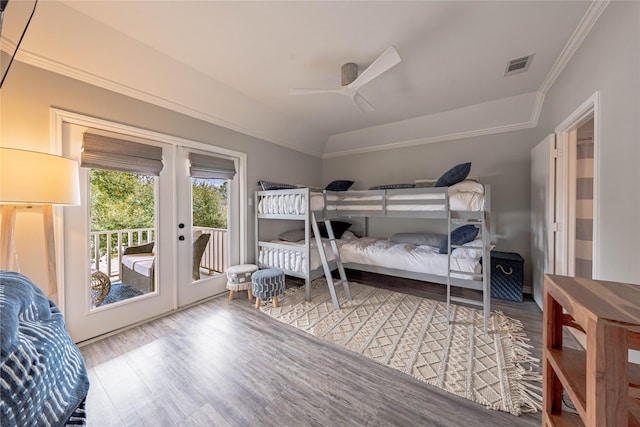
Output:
(341, 62), (358, 86)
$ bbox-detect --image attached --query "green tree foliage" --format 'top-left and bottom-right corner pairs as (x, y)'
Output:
(90, 171), (227, 263)
(90, 171), (228, 232)
(90, 169), (155, 232)
(192, 179), (227, 229)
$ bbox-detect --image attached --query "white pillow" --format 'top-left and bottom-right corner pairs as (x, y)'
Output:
(278, 229), (306, 242)
(448, 179), (484, 194)
(451, 239), (494, 259)
(389, 232), (444, 247)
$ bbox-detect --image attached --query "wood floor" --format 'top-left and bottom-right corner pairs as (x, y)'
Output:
(79, 271), (554, 426)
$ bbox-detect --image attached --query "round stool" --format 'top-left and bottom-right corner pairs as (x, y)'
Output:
(251, 268), (285, 309)
(226, 264), (258, 301)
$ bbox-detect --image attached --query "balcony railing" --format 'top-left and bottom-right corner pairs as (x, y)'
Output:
(194, 226), (228, 275)
(90, 227), (228, 281)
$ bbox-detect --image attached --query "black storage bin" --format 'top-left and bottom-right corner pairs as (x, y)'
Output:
(489, 251), (524, 302)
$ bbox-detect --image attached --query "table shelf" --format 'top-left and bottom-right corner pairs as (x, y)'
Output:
(546, 347), (587, 418)
(544, 411), (584, 427)
(543, 274), (640, 427)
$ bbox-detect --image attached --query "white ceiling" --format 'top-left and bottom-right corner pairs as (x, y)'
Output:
(3, 1), (600, 157)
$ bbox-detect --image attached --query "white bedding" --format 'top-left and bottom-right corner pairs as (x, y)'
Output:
(257, 233), (483, 279)
(257, 180), (485, 215)
(339, 237), (483, 279)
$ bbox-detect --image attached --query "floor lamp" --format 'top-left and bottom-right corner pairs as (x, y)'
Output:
(0, 148), (80, 303)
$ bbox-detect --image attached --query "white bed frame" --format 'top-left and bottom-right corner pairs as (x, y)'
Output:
(255, 188), (335, 302)
(255, 185), (492, 330)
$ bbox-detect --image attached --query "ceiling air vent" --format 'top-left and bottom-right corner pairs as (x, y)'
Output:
(504, 53), (534, 76)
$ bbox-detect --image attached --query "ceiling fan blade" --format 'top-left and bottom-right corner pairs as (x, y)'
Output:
(289, 88), (344, 95)
(348, 46), (401, 90)
(352, 92), (375, 114)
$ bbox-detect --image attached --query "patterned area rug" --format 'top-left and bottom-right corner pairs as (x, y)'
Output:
(259, 279), (542, 416)
(101, 283), (143, 305)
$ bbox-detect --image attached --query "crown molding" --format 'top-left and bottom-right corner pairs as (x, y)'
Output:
(12, 1), (609, 160)
(324, 1), (610, 159)
(15, 50), (326, 159)
(322, 120), (535, 159)
(538, 0), (610, 94)
(529, 91), (546, 127)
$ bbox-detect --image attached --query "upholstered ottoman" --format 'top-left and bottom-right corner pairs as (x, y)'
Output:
(251, 268), (285, 309)
(227, 264), (258, 301)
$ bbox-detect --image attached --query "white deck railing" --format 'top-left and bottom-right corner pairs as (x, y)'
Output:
(193, 227), (228, 275)
(90, 227), (227, 280)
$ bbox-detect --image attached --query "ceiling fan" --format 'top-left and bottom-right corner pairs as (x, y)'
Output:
(289, 46), (401, 114)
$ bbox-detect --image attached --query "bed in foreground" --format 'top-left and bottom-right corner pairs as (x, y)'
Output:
(0, 271), (89, 426)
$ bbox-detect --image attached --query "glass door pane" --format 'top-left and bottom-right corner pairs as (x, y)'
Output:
(176, 147), (228, 307)
(63, 122), (174, 342)
(192, 178), (228, 281)
(89, 169), (157, 308)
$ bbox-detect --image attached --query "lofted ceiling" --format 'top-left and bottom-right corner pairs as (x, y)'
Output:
(2, 1), (602, 157)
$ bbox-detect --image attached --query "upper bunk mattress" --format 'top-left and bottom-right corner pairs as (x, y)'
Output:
(257, 180), (486, 215)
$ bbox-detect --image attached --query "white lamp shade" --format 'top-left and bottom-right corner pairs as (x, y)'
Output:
(0, 148), (80, 205)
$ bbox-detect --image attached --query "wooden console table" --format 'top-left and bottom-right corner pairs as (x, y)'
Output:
(543, 274), (640, 426)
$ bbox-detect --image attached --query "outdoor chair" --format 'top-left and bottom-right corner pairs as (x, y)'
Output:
(121, 242), (155, 293)
(193, 233), (211, 280)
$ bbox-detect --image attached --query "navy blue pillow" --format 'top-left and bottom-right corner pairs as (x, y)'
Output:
(368, 183), (415, 190)
(435, 162), (471, 187)
(314, 221), (352, 239)
(325, 180), (354, 191)
(258, 180), (297, 191)
(439, 225), (479, 254)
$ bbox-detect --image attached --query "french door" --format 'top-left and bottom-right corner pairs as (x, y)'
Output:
(58, 113), (242, 342)
(175, 147), (229, 307)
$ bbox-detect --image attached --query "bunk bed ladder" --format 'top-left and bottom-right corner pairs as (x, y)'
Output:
(311, 212), (352, 309)
(446, 211), (490, 334)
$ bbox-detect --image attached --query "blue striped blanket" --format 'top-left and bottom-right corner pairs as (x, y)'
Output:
(1, 271), (89, 426)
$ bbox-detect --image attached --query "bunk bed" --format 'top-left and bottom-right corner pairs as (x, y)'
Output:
(256, 188), (338, 301)
(255, 179), (492, 329)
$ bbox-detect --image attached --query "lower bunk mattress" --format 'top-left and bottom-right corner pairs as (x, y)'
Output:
(258, 238), (341, 275)
(258, 233), (484, 280)
(340, 237), (483, 279)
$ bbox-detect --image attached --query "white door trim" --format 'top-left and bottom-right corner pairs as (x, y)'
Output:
(51, 108), (248, 263)
(554, 91), (600, 278)
(50, 108), (247, 340)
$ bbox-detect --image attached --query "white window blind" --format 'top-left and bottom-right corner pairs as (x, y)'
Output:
(189, 152), (236, 179)
(81, 132), (164, 175)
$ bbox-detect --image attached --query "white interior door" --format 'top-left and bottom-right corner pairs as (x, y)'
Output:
(531, 134), (557, 308)
(175, 147), (229, 307)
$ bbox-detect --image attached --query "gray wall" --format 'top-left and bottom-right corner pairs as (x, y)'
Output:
(4, 2), (638, 293)
(1, 60), (322, 283)
(534, 1), (640, 285)
(323, 1), (640, 293)
(323, 129), (538, 290)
